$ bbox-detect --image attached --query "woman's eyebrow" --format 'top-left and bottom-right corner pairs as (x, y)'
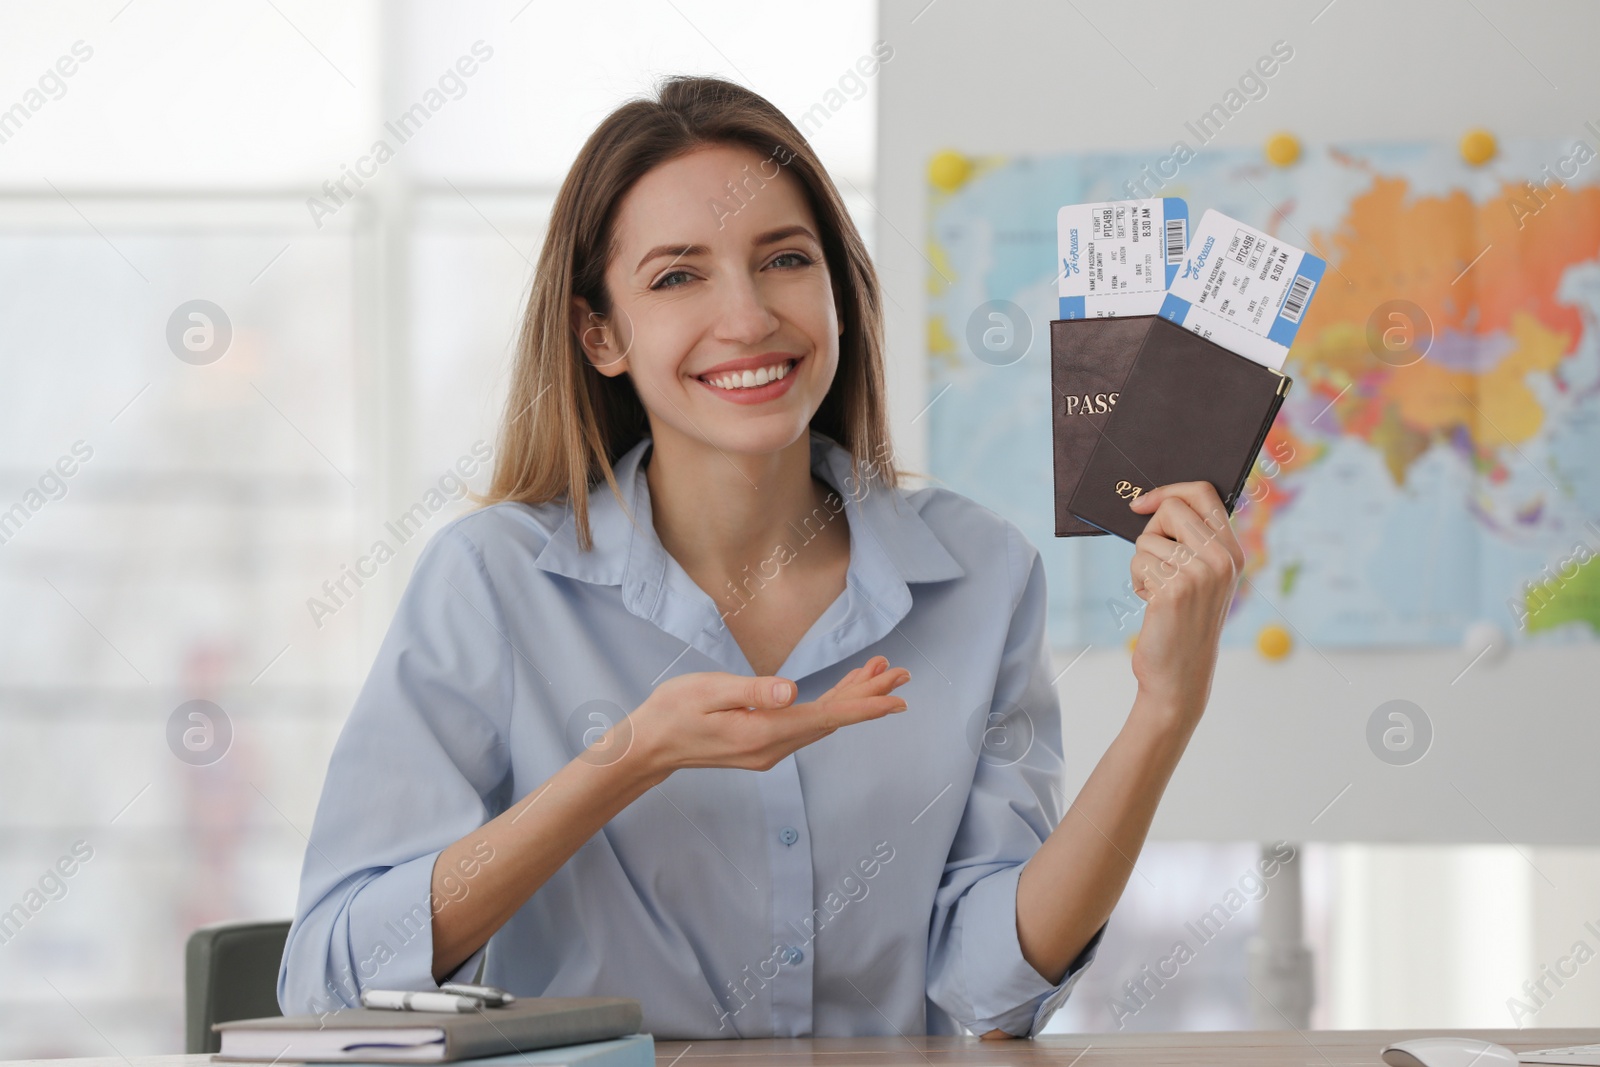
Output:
(751, 224), (819, 247)
(633, 225), (820, 273)
(635, 243), (705, 273)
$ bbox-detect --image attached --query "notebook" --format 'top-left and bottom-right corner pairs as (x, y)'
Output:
(302, 1035), (656, 1067)
(1065, 315), (1292, 542)
(213, 996), (642, 1063)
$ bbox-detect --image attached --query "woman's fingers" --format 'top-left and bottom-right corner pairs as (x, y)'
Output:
(855, 658), (906, 690)
(833, 658), (875, 691)
(815, 656), (903, 702)
(702, 657), (911, 721)
(756, 659), (910, 741)
(652, 660), (913, 774)
(847, 655), (888, 685)
(791, 693), (908, 736)
(1131, 482), (1244, 575)
(684, 671), (798, 712)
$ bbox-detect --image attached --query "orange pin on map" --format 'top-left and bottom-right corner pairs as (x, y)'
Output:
(1265, 132), (1301, 167)
(928, 150), (972, 193)
(1460, 128), (1497, 166)
(1257, 624), (1292, 660)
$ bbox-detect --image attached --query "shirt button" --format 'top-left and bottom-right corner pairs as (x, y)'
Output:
(778, 826), (798, 846)
(783, 946), (804, 965)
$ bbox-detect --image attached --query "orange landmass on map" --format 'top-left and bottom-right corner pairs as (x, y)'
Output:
(1292, 175), (1600, 485)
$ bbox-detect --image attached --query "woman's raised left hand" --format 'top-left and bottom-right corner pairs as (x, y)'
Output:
(1124, 480), (1246, 728)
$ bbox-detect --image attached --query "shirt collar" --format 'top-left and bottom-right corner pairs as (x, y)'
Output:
(533, 429), (965, 590)
(531, 430), (965, 677)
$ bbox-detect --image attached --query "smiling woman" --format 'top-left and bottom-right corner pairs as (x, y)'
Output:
(278, 73), (1244, 1043)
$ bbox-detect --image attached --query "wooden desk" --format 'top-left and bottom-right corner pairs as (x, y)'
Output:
(654, 1033), (1600, 1065)
(8, 1031), (1600, 1067)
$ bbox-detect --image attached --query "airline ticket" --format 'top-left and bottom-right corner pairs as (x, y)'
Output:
(1158, 208), (1327, 370)
(1057, 198), (1188, 319)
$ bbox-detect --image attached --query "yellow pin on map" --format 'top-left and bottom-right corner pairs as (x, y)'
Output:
(928, 150), (973, 193)
(1461, 128), (1498, 166)
(1265, 132), (1301, 167)
(1257, 624), (1292, 660)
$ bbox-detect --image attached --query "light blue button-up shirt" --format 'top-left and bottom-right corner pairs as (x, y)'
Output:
(278, 429), (1104, 1038)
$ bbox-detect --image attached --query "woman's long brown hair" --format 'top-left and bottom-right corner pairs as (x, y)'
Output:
(470, 74), (904, 550)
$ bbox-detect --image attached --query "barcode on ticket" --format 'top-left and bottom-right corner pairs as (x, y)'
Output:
(1165, 218), (1187, 266)
(1280, 274), (1314, 324)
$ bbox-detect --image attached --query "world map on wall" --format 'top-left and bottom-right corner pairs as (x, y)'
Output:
(924, 140), (1600, 648)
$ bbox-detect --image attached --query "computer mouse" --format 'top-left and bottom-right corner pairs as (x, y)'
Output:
(1381, 1037), (1520, 1067)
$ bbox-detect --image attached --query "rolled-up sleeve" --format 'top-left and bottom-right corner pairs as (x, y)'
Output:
(925, 522), (1105, 1038)
(277, 523), (514, 1015)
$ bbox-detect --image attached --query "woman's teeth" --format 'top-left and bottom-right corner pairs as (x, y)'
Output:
(702, 359), (795, 391)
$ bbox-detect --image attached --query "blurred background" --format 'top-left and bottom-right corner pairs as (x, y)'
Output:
(2, 0), (1599, 1056)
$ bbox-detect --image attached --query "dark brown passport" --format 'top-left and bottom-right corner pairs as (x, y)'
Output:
(1065, 315), (1292, 543)
(1050, 316), (1154, 536)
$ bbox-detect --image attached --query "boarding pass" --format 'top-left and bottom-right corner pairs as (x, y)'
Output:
(1158, 208), (1326, 370)
(1057, 198), (1188, 319)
